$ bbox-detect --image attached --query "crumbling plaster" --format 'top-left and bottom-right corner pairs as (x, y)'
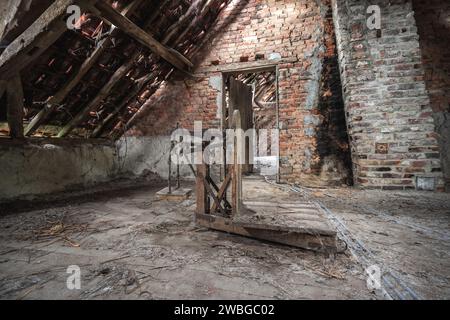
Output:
(0, 137), (193, 201)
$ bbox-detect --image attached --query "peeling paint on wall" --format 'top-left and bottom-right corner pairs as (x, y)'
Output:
(209, 75), (223, 120)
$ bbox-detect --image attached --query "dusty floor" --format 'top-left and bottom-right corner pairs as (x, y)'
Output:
(0, 176), (449, 300)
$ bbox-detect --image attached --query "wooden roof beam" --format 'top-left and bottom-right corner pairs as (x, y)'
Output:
(25, 0), (145, 136)
(56, 50), (141, 138)
(81, 0), (193, 72)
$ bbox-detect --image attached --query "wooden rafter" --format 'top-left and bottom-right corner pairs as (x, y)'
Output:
(81, 0), (193, 72)
(25, 0), (145, 136)
(0, 0), (83, 81)
(89, 1), (172, 138)
(107, 0), (221, 139)
(89, 72), (153, 138)
(57, 50), (141, 137)
(161, 0), (208, 45)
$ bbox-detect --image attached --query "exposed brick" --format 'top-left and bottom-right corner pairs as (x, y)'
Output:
(332, 0), (445, 190)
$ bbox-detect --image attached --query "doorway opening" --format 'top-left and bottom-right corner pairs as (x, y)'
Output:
(222, 67), (279, 181)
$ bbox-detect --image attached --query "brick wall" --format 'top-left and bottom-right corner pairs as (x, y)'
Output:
(332, 0), (445, 190)
(413, 0), (450, 190)
(128, 0), (446, 190)
(129, 0), (353, 186)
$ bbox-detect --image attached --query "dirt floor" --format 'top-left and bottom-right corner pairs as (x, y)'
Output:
(0, 176), (449, 300)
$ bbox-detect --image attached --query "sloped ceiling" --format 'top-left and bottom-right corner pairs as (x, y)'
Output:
(0, 0), (230, 139)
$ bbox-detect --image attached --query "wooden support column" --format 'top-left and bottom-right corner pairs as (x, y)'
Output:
(0, 80), (6, 98)
(6, 74), (24, 138)
(196, 164), (209, 216)
(25, 0), (145, 136)
(231, 110), (242, 216)
(82, 0), (193, 72)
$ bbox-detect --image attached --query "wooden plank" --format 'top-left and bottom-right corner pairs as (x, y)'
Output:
(104, 0), (209, 140)
(195, 214), (337, 253)
(0, 80), (6, 98)
(233, 219), (335, 236)
(161, 0), (208, 45)
(0, 0), (23, 42)
(57, 50), (141, 137)
(243, 201), (317, 208)
(156, 187), (192, 201)
(195, 164), (209, 215)
(25, 40), (106, 136)
(196, 57), (298, 75)
(25, 0), (144, 136)
(85, 0), (193, 71)
(0, 0), (80, 80)
(6, 74), (24, 138)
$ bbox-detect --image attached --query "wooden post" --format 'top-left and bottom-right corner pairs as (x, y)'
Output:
(232, 110), (242, 216)
(196, 163), (209, 215)
(6, 74), (25, 139)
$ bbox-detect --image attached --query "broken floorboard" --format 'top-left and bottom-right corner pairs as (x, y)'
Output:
(196, 200), (338, 253)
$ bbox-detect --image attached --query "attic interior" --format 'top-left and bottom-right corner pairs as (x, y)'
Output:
(0, 0), (449, 300)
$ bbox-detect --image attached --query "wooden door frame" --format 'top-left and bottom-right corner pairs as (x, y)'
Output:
(221, 66), (280, 182)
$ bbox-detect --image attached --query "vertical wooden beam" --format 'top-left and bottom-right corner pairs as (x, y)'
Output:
(196, 163), (209, 216)
(231, 110), (242, 216)
(6, 74), (24, 138)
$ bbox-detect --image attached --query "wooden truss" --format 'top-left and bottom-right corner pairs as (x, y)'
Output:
(0, 0), (194, 139)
